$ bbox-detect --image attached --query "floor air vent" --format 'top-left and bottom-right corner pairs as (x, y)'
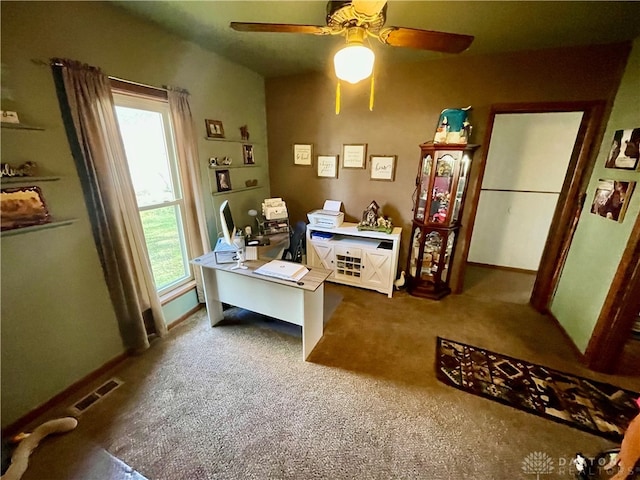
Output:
(70, 378), (123, 415)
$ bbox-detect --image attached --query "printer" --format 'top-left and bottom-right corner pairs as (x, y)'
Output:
(262, 197), (288, 220)
(307, 200), (344, 228)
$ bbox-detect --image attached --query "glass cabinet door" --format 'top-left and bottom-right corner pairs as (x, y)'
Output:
(429, 151), (457, 225)
(452, 152), (469, 224)
(414, 154), (433, 222)
(441, 230), (456, 282)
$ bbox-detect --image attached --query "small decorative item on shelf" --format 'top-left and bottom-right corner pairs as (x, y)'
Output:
(239, 125), (249, 141)
(357, 200), (393, 234)
(208, 157), (219, 167)
(433, 106), (472, 144)
(205, 119), (225, 139)
(244, 179), (258, 187)
(1, 110), (20, 124)
(1, 185), (51, 231)
(1, 161), (38, 177)
(220, 156), (232, 166)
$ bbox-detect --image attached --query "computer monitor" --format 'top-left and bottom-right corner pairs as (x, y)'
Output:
(219, 200), (236, 246)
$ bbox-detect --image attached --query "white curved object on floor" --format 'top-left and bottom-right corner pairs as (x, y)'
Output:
(1, 417), (78, 480)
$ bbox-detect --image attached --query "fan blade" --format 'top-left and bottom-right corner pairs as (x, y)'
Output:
(379, 27), (474, 53)
(230, 22), (330, 35)
(352, 0), (387, 17)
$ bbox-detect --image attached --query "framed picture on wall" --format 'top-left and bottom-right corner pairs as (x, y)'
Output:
(370, 155), (397, 181)
(243, 144), (255, 164)
(605, 128), (640, 170)
(317, 155), (338, 178)
(215, 169), (232, 192)
(590, 179), (635, 223)
(293, 143), (313, 166)
(342, 144), (367, 169)
(205, 119), (225, 139)
(1, 186), (51, 231)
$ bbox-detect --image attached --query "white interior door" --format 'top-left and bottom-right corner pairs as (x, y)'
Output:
(468, 112), (583, 271)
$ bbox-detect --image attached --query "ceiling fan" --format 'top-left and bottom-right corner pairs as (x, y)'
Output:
(230, 0), (474, 84)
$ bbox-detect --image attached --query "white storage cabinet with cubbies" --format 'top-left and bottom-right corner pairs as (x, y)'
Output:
(305, 222), (402, 298)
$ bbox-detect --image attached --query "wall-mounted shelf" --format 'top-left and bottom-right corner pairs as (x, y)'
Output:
(208, 165), (257, 170)
(211, 185), (263, 197)
(204, 137), (256, 144)
(1, 122), (45, 131)
(1, 176), (61, 185)
(1, 218), (78, 237)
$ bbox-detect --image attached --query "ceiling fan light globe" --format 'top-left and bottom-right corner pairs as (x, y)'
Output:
(333, 45), (375, 84)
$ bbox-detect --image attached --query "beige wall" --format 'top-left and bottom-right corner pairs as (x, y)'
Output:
(1, 1), (269, 427)
(265, 43), (629, 287)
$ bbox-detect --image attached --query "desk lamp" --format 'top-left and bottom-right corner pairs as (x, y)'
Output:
(248, 209), (258, 236)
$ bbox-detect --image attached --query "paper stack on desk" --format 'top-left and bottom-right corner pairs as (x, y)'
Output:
(254, 260), (308, 282)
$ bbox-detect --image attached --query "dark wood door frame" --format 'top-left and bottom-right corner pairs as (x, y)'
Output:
(454, 101), (607, 314)
(584, 211), (640, 372)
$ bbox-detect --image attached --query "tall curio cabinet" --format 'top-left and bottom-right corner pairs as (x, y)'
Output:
(406, 143), (479, 299)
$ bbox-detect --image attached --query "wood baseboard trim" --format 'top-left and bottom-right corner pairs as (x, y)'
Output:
(467, 262), (537, 275)
(168, 304), (204, 330)
(1, 352), (129, 438)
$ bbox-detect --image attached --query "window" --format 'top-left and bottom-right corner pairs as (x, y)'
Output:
(113, 92), (193, 296)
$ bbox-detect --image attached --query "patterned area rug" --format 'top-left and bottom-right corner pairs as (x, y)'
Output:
(436, 337), (639, 442)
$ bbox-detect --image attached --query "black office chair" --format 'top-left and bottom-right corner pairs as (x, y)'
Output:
(282, 220), (306, 263)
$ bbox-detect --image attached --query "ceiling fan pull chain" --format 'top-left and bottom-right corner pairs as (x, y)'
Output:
(369, 72), (375, 111)
(336, 80), (341, 115)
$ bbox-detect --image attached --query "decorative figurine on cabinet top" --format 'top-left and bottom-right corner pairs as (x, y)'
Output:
(433, 106), (472, 144)
(358, 200), (393, 233)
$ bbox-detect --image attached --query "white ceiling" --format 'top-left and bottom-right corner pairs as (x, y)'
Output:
(111, 1), (640, 78)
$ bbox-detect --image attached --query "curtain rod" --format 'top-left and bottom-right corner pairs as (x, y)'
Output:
(30, 59), (189, 95)
(110, 76), (168, 93)
(31, 58), (64, 67)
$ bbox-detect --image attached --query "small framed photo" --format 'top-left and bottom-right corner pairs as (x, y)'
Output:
(243, 144), (255, 165)
(317, 155), (338, 178)
(590, 179), (635, 223)
(294, 143), (313, 166)
(205, 119), (225, 139)
(605, 128), (640, 170)
(342, 144), (367, 169)
(215, 169), (232, 192)
(370, 155), (397, 181)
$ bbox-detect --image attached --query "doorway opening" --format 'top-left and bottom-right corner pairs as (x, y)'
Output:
(456, 101), (606, 311)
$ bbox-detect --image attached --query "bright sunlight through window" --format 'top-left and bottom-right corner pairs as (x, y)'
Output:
(113, 93), (192, 294)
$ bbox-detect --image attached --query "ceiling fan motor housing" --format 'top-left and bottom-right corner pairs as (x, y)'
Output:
(326, 1), (387, 30)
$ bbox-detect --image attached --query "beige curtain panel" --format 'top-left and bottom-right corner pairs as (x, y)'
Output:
(167, 88), (211, 303)
(52, 58), (167, 352)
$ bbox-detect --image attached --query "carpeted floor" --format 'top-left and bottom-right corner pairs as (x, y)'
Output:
(16, 271), (640, 480)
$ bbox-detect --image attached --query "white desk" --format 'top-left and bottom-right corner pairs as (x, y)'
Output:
(191, 252), (332, 360)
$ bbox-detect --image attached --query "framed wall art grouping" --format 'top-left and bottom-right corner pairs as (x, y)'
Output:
(605, 128), (640, 170)
(590, 179), (635, 223)
(317, 155), (338, 178)
(370, 155), (397, 181)
(205, 119), (225, 139)
(293, 143), (313, 166)
(342, 144), (367, 169)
